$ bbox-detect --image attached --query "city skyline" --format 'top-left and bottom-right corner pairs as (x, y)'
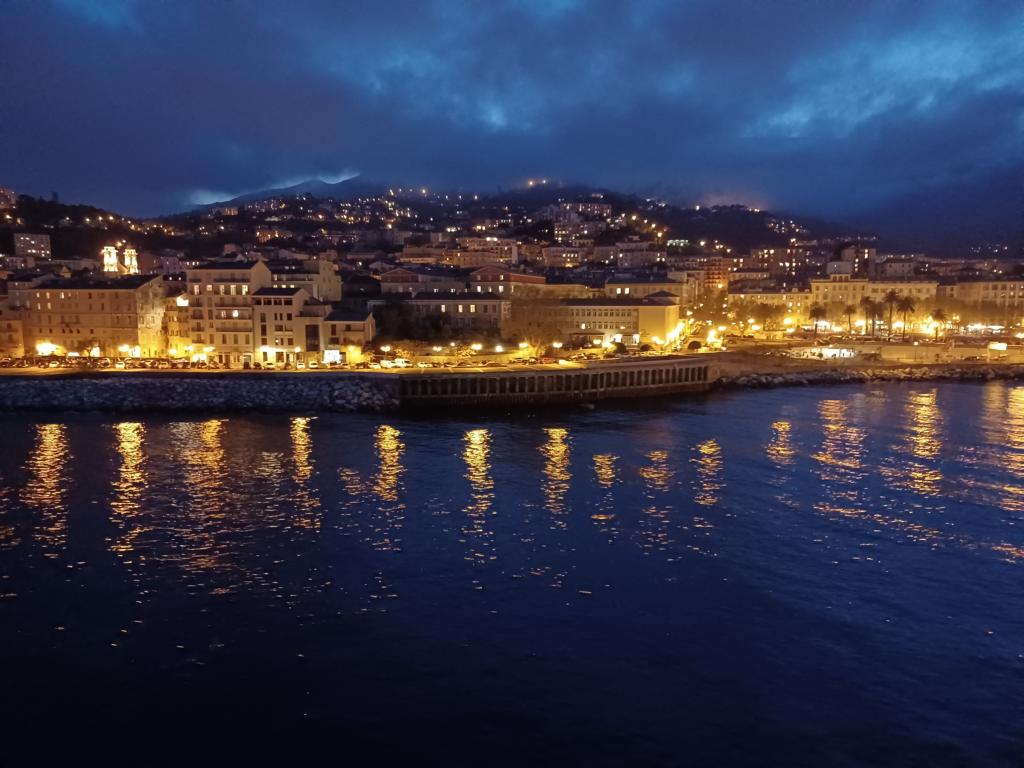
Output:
(1, 0), (1022, 251)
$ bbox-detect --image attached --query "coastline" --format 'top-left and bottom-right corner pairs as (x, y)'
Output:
(715, 363), (1024, 390)
(0, 356), (1022, 413)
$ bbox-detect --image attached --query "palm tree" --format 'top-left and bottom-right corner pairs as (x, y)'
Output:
(931, 308), (948, 339)
(843, 304), (856, 335)
(859, 296), (879, 337)
(896, 295), (915, 340)
(809, 304), (827, 338)
(882, 290), (900, 338)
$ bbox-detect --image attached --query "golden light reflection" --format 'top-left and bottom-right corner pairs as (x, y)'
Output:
(811, 399), (866, 517)
(637, 449), (676, 550)
(369, 424), (406, 552)
(766, 420), (795, 466)
(173, 419), (230, 577)
(590, 453), (620, 533)
(110, 422), (146, 554)
(373, 424), (404, 503)
(540, 427), (571, 523)
(692, 439), (722, 507)
(0, 472), (13, 549)
(895, 389), (943, 496)
(998, 386), (1024, 512)
(593, 454), (618, 489)
(806, 390), (1024, 562)
(462, 428), (495, 563)
(639, 450), (674, 492)
(290, 416), (320, 529)
(21, 423), (70, 555)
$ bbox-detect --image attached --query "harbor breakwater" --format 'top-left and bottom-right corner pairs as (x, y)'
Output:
(716, 364), (1024, 390)
(0, 361), (1022, 413)
(0, 372), (401, 413)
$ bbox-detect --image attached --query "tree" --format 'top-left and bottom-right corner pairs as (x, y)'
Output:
(859, 297), (881, 337)
(896, 295), (915, 340)
(882, 290), (900, 338)
(809, 304), (827, 338)
(504, 291), (564, 349)
(843, 304), (857, 334)
(753, 302), (783, 330)
(931, 308), (948, 339)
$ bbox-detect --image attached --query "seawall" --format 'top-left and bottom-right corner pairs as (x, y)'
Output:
(716, 364), (1024, 390)
(0, 372), (401, 413)
(1, 361), (1023, 414)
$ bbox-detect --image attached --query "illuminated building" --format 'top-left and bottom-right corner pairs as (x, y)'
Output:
(185, 260), (272, 366)
(369, 292), (510, 332)
(378, 265), (471, 295)
(266, 258), (342, 301)
(604, 276), (691, 301)
(728, 287), (813, 319)
(15, 274), (166, 357)
(468, 265), (545, 295)
(540, 245), (588, 268)
(101, 245), (119, 273)
(323, 308), (376, 363)
(452, 236), (519, 265)
(252, 286), (330, 366)
(0, 186), (16, 209)
(14, 233), (51, 261)
(0, 296), (25, 357)
(948, 279), (1024, 312)
(810, 276), (938, 309)
(560, 296), (682, 345)
(101, 242), (140, 275)
(163, 293), (192, 357)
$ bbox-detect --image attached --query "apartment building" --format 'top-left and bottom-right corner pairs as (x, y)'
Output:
(185, 260), (272, 366)
(13, 274), (165, 357)
(810, 276), (938, 309)
(560, 296), (682, 345)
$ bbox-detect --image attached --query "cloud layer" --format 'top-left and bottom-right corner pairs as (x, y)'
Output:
(1, 0), (1021, 246)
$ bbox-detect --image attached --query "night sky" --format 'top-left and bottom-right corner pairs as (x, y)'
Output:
(1, 1), (1021, 247)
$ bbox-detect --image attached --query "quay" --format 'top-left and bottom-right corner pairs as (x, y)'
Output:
(392, 355), (717, 407)
(0, 355), (720, 413)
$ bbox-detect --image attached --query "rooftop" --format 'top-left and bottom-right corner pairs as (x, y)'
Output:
(410, 291), (505, 301)
(564, 296), (677, 307)
(189, 260), (261, 271)
(253, 287), (305, 296)
(42, 274), (161, 290)
(325, 308), (373, 322)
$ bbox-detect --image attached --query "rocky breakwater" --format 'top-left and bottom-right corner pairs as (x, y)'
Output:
(0, 372), (400, 413)
(716, 363), (1024, 390)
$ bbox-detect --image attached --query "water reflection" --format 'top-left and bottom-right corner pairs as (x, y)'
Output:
(21, 423), (70, 556)
(593, 454), (618, 489)
(335, 424), (407, 553)
(692, 439), (722, 507)
(373, 425), (404, 503)
(896, 389), (943, 496)
(639, 450), (673, 492)
(371, 425), (405, 551)
(590, 454), (620, 536)
(638, 450), (675, 552)
(290, 416), (321, 529)
(170, 419), (233, 579)
(110, 422), (147, 555)
(540, 427), (571, 524)
(462, 428), (495, 563)
(812, 399), (866, 517)
(766, 420), (795, 467)
(999, 387), (1024, 512)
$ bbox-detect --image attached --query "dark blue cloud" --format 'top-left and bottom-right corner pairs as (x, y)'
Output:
(1, 0), (1021, 247)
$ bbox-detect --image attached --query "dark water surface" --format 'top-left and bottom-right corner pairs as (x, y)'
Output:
(2, 382), (1023, 765)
